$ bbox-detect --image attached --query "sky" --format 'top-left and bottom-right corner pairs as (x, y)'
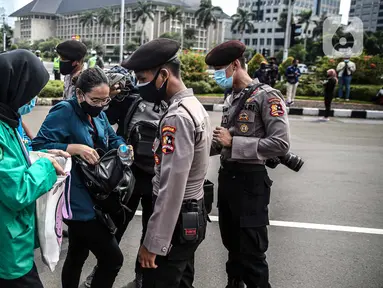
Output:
(14, 0), (237, 17)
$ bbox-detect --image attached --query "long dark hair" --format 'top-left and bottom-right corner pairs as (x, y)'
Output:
(76, 67), (109, 93)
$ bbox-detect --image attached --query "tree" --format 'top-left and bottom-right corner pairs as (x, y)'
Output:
(113, 18), (132, 31)
(247, 53), (267, 77)
(195, 0), (223, 50)
(159, 32), (181, 42)
(231, 8), (255, 43)
(17, 40), (31, 50)
(297, 9), (312, 60)
(10, 44), (18, 50)
(162, 6), (184, 49)
(31, 39), (44, 51)
(312, 13), (327, 40)
(288, 44), (307, 61)
(38, 38), (61, 53)
(278, 11), (294, 32)
(364, 31), (383, 56)
(80, 11), (98, 49)
(133, 1), (155, 45)
(98, 7), (114, 45)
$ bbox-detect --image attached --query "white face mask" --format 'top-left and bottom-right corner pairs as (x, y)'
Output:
(124, 55), (128, 59)
(136, 81), (150, 87)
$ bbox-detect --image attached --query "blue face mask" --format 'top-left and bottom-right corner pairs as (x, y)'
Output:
(214, 66), (233, 89)
(344, 59), (350, 63)
(18, 97), (37, 116)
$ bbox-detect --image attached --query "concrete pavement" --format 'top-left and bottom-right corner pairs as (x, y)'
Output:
(24, 108), (383, 288)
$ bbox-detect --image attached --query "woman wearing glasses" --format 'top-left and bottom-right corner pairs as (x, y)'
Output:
(33, 67), (125, 288)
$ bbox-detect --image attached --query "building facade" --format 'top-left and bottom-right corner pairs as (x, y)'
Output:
(234, 0), (340, 57)
(10, 0), (232, 52)
(349, 0), (383, 32)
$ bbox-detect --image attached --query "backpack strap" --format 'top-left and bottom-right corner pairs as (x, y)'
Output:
(122, 95), (143, 139)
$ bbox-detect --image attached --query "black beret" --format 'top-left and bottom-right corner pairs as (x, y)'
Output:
(122, 38), (180, 71)
(56, 40), (87, 61)
(205, 40), (246, 67)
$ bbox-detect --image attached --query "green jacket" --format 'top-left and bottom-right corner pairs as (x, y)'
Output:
(88, 56), (97, 68)
(0, 121), (57, 280)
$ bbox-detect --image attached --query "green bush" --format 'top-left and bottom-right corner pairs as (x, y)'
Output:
(179, 51), (209, 83)
(38, 80), (64, 98)
(185, 80), (212, 94)
(247, 53), (267, 78)
(207, 78), (224, 94)
(278, 56), (294, 78)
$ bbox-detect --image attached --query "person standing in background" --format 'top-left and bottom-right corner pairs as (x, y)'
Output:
(53, 51), (61, 80)
(336, 58), (356, 101)
(56, 40), (87, 100)
(254, 61), (271, 85)
(88, 50), (97, 68)
(320, 69), (338, 121)
(96, 51), (105, 69)
(285, 59), (301, 105)
(268, 57), (279, 88)
(35, 50), (43, 62)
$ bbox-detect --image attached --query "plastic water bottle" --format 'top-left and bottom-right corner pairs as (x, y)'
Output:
(118, 144), (134, 166)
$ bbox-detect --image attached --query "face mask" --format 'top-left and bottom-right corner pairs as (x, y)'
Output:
(80, 100), (105, 117)
(124, 55), (128, 59)
(261, 64), (267, 69)
(294, 63), (298, 67)
(18, 97), (37, 116)
(344, 59), (349, 63)
(60, 60), (76, 75)
(137, 70), (168, 104)
(214, 66), (233, 89)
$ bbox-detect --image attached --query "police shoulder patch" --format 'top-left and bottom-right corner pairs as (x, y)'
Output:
(270, 103), (284, 117)
(162, 134), (175, 154)
(162, 125), (176, 134)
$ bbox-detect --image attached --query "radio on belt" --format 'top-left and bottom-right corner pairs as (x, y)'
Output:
(180, 200), (200, 243)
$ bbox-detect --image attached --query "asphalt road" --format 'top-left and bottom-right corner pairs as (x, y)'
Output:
(25, 108), (383, 288)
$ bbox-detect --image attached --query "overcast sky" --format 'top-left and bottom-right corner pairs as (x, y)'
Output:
(15, 0), (237, 17)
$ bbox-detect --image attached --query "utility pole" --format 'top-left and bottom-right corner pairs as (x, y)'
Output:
(283, 0), (292, 61)
(2, 14), (6, 52)
(119, 0), (125, 63)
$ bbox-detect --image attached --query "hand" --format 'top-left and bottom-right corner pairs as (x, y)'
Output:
(67, 144), (99, 165)
(213, 126), (232, 148)
(138, 245), (158, 269)
(47, 149), (71, 158)
(46, 156), (66, 176)
(110, 84), (121, 98)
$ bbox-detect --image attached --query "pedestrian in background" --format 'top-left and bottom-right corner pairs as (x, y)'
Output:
(268, 57), (279, 88)
(53, 50), (61, 80)
(33, 68), (126, 288)
(0, 49), (68, 288)
(88, 50), (97, 68)
(336, 57), (356, 101)
(56, 40), (87, 100)
(320, 69), (338, 121)
(96, 51), (105, 69)
(254, 61), (271, 85)
(285, 58), (301, 105)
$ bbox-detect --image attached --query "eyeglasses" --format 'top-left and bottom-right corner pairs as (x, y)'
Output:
(83, 93), (111, 106)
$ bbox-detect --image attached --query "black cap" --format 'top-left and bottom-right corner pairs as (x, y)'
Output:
(122, 38), (180, 72)
(205, 40), (246, 67)
(56, 40), (87, 61)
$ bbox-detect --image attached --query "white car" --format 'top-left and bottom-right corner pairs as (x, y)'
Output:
(298, 64), (308, 74)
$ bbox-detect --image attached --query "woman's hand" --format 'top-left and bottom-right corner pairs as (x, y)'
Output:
(67, 144), (100, 165)
(45, 155), (66, 176)
(47, 149), (71, 158)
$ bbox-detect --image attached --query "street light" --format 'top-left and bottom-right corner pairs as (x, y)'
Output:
(2, 14), (6, 52)
(119, 0), (125, 63)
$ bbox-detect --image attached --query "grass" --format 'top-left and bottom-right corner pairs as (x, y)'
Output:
(196, 94), (372, 104)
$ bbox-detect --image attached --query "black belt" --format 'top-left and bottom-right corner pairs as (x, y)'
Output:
(221, 161), (266, 172)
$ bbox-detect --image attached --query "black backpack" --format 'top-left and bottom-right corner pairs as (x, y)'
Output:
(123, 97), (162, 175)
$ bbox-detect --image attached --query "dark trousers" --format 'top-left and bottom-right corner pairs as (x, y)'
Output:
(0, 264), (43, 288)
(114, 165), (154, 274)
(324, 92), (334, 118)
(61, 220), (123, 288)
(218, 163), (272, 288)
(53, 70), (61, 80)
(142, 199), (207, 288)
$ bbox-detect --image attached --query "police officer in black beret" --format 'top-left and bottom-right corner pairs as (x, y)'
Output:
(124, 38), (212, 288)
(207, 40), (290, 288)
(56, 40), (87, 100)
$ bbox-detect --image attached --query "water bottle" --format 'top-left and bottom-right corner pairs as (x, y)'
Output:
(118, 144), (134, 166)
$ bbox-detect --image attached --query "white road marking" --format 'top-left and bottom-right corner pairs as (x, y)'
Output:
(134, 210), (383, 235)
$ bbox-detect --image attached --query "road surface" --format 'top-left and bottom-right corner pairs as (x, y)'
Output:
(24, 108), (383, 288)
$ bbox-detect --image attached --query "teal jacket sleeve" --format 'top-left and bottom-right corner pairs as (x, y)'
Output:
(0, 135), (57, 212)
(32, 102), (72, 151)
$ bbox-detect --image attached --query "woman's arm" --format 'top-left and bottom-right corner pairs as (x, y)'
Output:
(22, 120), (34, 140)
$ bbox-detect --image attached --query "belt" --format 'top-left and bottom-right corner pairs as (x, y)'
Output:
(220, 161), (266, 172)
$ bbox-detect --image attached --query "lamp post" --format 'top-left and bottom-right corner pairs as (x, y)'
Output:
(283, 0), (292, 61)
(2, 14), (6, 52)
(119, 0), (125, 63)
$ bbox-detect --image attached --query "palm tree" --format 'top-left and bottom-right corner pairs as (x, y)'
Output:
(133, 1), (155, 45)
(312, 13), (327, 40)
(231, 8), (256, 43)
(98, 8), (114, 45)
(80, 11), (98, 49)
(195, 0), (223, 50)
(297, 9), (312, 59)
(113, 18), (132, 31)
(162, 6), (184, 50)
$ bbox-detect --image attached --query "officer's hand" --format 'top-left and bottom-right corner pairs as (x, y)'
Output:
(138, 245), (158, 269)
(213, 126), (232, 148)
(110, 83), (121, 98)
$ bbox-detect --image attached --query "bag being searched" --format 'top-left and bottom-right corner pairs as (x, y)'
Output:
(30, 151), (72, 272)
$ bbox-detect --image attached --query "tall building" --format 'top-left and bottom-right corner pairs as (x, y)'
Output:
(349, 0), (383, 32)
(234, 0), (340, 57)
(10, 0), (232, 52)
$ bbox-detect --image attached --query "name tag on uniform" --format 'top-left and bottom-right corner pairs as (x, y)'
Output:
(152, 137), (160, 152)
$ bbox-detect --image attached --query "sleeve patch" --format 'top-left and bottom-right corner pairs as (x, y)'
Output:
(162, 135), (175, 154)
(268, 97), (281, 103)
(162, 125), (176, 134)
(154, 153), (161, 165)
(270, 103), (285, 117)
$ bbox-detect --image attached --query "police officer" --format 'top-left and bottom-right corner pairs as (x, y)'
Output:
(88, 50), (97, 68)
(124, 38), (212, 288)
(53, 50), (61, 80)
(35, 50), (43, 62)
(56, 40), (87, 99)
(207, 40), (290, 288)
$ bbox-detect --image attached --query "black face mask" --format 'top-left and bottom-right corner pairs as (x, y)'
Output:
(60, 60), (76, 75)
(80, 101), (104, 117)
(137, 69), (168, 105)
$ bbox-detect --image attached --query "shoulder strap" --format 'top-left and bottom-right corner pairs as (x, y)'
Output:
(227, 83), (265, 127)
(123, 95), (143, 139)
